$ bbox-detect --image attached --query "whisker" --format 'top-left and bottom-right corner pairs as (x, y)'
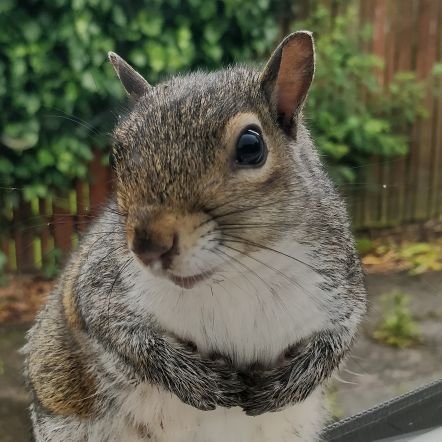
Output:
(87, 242), (127, 263)
(218, 222), (294, 229)
(198, 199), (277, 229)
(213, 246), (274, 307)
(333, 374), (358, 386)
(342, 368), (365, 377)
(104, 257), (133, 331)
(212, 233), (320, 273)
(217, 242), (320, 311)
(204, 247), (265, 301)
(13, 221), (125, 233)
(43, 113), (102, 137)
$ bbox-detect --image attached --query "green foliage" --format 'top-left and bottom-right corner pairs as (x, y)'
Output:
(0, 0), (279, 210)
(298, 4), (429, 184)
(361, 239), (442, 274)
(41, 248), (63, 279)
(399, 242), (442, 275)
(326, 384), (344, 421)
(0, 0), (437, 216)
(355, 236), (374, 256)
(373, 290), (420, 348)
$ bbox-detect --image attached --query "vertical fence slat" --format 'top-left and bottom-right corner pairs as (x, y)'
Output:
(411, 0), (437, 220)
(388, 0), (414, 226)
(13, 201), (35, 272)
(362, 0), (387, 228)
(75, 180), (89, 232)
(52, 195), (74, 258)
(356, 0), (375, 229)
(1, 239), (12, 272)
(437, 0), (442, 219)
(427, 2), (442, 218)
(379, 0), (396, 227)
(38, 198), (52, 271)
(434, 75), (442, 220)
(89, 152), (111, 215)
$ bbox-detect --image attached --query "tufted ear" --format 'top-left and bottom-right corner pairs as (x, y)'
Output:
(108, 52), (151, 99)
(260, 31), (315, 136)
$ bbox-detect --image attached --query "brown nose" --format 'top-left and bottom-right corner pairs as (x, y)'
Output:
(131, 227), (178, 269)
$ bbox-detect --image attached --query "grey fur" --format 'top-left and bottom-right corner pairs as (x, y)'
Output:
(24, 32), (366, 441)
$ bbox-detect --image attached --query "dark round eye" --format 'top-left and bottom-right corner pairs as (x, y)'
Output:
(235, 127), (267, 167)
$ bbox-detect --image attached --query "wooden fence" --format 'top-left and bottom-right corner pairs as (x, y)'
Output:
(349, 0), (442, 229)
(1, 153), (112, 273)
(1, 0), (441, 273)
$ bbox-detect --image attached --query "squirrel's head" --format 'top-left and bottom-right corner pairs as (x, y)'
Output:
(109, 32), (322, 289)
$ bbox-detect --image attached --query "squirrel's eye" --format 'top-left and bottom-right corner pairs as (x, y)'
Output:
(235, 127), (267, 167)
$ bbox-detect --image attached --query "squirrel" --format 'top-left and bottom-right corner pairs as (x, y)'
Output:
(24, 31), (367, 442)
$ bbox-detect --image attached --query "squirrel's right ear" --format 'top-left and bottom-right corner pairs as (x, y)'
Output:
(260, 31), (315, 136)
(108, 52), (151, 99)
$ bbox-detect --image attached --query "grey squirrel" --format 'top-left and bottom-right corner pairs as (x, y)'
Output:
(24, 31), (367, 441)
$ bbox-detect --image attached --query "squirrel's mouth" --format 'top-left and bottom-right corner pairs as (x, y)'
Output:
(168, 271), (214, 289)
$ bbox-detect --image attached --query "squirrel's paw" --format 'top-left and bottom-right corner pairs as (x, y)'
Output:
(239, 363), (302, 416)
(169, 344), (244, 411)
(208, 358), (245, 409)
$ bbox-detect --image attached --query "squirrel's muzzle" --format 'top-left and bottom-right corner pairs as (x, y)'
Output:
(128, 212), (179, 270)
(130, 222), (179, 269)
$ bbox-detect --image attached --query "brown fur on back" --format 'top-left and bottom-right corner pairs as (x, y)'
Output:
(26, 267), (97, 418)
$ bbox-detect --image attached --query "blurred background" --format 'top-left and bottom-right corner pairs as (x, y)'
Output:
(0, 0), (441, 440)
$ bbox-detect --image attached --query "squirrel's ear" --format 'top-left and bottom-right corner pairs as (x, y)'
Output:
(260, 31), (315, 135)
(108, 52), (151, 99)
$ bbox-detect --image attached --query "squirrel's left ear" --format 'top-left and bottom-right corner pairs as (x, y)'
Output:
(260, 31), (315, 136)
(108, 52), (151, 99)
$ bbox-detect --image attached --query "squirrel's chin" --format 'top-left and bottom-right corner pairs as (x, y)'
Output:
(168, 270), (214, 290)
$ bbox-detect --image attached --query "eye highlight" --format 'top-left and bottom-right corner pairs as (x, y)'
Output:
(235, 126), (267, 167)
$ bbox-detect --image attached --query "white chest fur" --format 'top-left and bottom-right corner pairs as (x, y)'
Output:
(113, 384), (324, 442)
(33, 386), (324, 442)
(131, 241), (332, 366)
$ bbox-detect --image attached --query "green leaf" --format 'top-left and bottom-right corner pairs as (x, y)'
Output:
(22, 21), (42, 42)
(2, 120), (40, 150)
(37, 149), (55, 167)
(432, 63), (442, 76)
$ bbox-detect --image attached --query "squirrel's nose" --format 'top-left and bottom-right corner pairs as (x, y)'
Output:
(131, 228), (178, 269)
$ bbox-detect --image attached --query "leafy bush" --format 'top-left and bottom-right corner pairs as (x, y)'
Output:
(399, 242), (442, 275)
(298, 4), (428, 184)
(0, 0), (435, 213)
(355, 236), (374, 256)
(373, 290), (420, 348)
(0, 0), (279, 209)
(361, 239), (442, 274)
